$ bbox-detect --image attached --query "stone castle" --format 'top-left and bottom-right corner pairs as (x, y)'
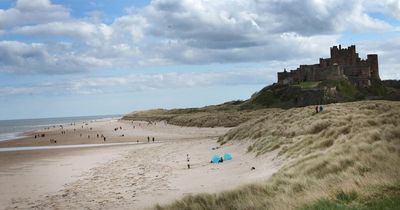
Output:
(277, 45), (380, 87)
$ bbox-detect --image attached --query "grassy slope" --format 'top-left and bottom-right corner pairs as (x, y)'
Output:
(294, 81), (322, 89)
(241, 80), (355, 109)
(123, 103), (274, 128)
(154, 100), (400, 210)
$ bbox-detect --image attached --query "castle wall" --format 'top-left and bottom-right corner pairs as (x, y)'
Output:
(277, 71), (291, 85)
(344, 65), (371, 87)
(315, 66), (345, 81)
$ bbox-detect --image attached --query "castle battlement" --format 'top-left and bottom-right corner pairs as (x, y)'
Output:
(277, 45), (380, 87)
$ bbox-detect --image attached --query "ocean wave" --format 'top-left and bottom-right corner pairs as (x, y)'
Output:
(0, 132), (26, 142)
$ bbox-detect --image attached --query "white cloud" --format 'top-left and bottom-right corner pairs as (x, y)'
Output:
(0, 41), (110, 74)
(0, 68), (277, 96)
(0, 0), (69, 29)
(357, 37), (400, 80)
(0, 86), (36, 96)
(11, 21), (99, 39)
(363, 0), (400, 20)
(112, 15), (148, 43)
(385, 0), (400, 19)
(66, 68), (276, 92)
(0, 0), (398, 74)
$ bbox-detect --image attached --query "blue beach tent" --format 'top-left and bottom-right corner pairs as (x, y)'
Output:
(211, 155), (220, 163)
(224, 153), (232, 161)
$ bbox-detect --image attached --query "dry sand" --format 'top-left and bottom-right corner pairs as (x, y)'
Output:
(0, 120), (283, 210)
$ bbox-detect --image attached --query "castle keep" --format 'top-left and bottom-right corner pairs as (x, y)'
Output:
(277, 45), (380, 87)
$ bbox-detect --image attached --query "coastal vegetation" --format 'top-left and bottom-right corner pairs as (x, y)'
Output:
(153, 100), (400, 210)
(123, 102), (273, 128)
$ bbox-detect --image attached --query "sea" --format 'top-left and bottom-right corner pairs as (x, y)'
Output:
(0, 115), (122, 142)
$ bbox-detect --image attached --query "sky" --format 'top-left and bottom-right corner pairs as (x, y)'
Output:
(0, 0), (399, 120)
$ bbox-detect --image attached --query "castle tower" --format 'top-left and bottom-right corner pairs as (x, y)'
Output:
(367, 54), (380, 80)
(330, 46), (339, 64)
(330, 45), (358, 66)
(348, 45), (357, 65)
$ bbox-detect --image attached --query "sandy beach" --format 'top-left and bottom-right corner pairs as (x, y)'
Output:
(0, 119), (282, 210)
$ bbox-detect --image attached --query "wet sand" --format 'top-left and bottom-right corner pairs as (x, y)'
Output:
(0, 120), (282, 210)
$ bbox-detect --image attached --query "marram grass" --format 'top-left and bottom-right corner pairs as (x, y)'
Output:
(153, 101), (400, 210)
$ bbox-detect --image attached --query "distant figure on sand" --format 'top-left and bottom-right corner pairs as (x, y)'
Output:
(147, 136), (150, 143)
(315, 105), (319, 113)
(103, 137), (106, 142)
(186, 154), (190, 169)
(319, 105), (323, 112)
(152, 137), (155, 143)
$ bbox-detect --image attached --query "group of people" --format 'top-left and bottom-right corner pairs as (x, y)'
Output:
(34, 120), (167, 145)
(114, 126), (123, 131)
(34, 133), (46, 138)
(147, 136), (155, 143)
(78, 132), (106, 141)
(315, 105), (324, 113)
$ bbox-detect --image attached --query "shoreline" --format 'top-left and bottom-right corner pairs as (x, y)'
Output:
(0, 115), (122, 143)
(0, 133), (27, 143)
(0, 118), (127, 148)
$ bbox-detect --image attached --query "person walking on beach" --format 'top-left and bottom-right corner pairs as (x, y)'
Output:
(152, 137), (155, 143)
(315, 105), (319, 113)
(186, 154), (191, 169)
(147, 136), (150, 143)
